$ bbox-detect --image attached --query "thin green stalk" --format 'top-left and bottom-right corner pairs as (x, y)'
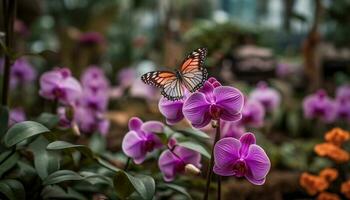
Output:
(203, 119), (221, 200)
(124, 157), (131, 171)
(1, 0), (17, 106)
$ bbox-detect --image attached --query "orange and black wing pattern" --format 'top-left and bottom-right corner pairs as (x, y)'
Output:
(180, 48), (208, 92)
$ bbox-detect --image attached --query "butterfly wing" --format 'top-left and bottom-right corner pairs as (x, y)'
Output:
(180, 48), (208, 92)
(141, 71), (183, 101)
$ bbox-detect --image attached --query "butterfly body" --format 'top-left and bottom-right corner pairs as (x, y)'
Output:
(141, 48), (208, 101)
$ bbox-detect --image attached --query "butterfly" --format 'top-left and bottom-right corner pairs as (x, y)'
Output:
(141, 48), (208, 101)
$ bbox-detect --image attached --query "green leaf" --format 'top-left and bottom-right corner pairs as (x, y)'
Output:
(0, 105), (9, 139)
(89, 133), (106, 153)
(161, 183), (192, 200)
(177, 128), (210, 139)
(4, 121), (50, 147)
(0, 179), (25, 200)
(41, 185), (87, 200)
(96, 157), (120, 173)
(47, 141), (94, 158)
(0, 152), (19, 177)
(178, 141), (211, 159)
(35, 113), (60, 129)
(29, 136), (60, 179)
(42, 170), (112, 186)
(43, 170), (83, 185)
(114, 171), (155, 200)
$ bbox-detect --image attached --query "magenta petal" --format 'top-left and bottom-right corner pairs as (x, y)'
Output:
(214, 138), (240, 169)
(158, 150), (180, 182)
(214, 86), (244, 121)
(158, 97), (184, 125)
(245, 171), (266, 185)
(245, 145), (270, 182)
(142, 121), (164, 133)
(122, 130), (145, 163)
(128, 117), (143, 131)
(183, 93), (211, 128)
(213, 163), (236, 176)
(239, 133), (256, 157)
(173, 146), (202, 168)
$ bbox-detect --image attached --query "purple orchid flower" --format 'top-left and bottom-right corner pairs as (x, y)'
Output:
(117, 68), (137, 89)
(81, 66), (110, 93)
(130, 79), (159, 101)
(10, 58), (37, 88)
(159, 97), (185, 125)
(183, 77), (244, 128)
(220, 120), (245, 139)
(336, 84), (350, 101)
(79, 89), (109, 112)
(240, 99), (265, 128)
(122, 117), (164, 164)
(249, 82), (280, 112)
(158, 144), (201, 182)
(303, 90), (336, 123)
(74, 106), (110, 136)
(213, 133), (270, 185)
(8, 108), (26, 126)
(335, 97), (350, 122)
(39, 68), (82, 105)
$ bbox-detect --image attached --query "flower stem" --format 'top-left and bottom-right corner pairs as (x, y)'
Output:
(203, 119), (221, 200)
(217, 175), (221, 200)
(1, 0), (16, 106)
(124, 157), (131, 171)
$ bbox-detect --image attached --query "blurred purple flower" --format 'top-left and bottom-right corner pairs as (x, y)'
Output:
(220, 120), (245, 139)
(122, 117), (164, 164)
(130, 79), (159, 101)
(81, 66), (110, 93)
(303, 90), (336, 123)
(159, 145), (201, 182)
(57, 107), (71, 128)
(39, 68), (82, 105)
(117, 68), (137, 89)
(336, 84), (350, 101)
(250, 82), (280, 112)
(183, 78), (244, 128)
(335, 97), (350, 122)
(10, 58), (37, 88)
(213, 133), (270, 185)
(78, 32), (105, 46)
(9, 108), (26, 126)
(79, 89), (109, 111)
(240, 99), (265, 128)
(74, 106), (110, 136)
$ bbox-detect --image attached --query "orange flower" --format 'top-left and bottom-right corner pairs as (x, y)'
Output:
(317, 192), (340, 200)
(341, 180), (350, 199)
(325, 128), (350, 146)
(319, 168), (338, 182)
(314, 142), (350, 163)
(300, 172), (329, 195)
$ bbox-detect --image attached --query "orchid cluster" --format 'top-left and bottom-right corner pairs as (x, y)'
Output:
(0, 57), (37, 89)
(121, 77), (271, 199)
(39, 66), (110, 135)
(300, 128), (350, 200)
(122, 117), (202, 181)
(303, 85), (350, 124)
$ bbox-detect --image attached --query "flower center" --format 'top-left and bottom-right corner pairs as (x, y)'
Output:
(209, 104), (221, 119)
(53, 87), (65, 98)
(144, 140), (155, 152)
(233, 160), (246, 177)
(175, 160), (185, 172)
